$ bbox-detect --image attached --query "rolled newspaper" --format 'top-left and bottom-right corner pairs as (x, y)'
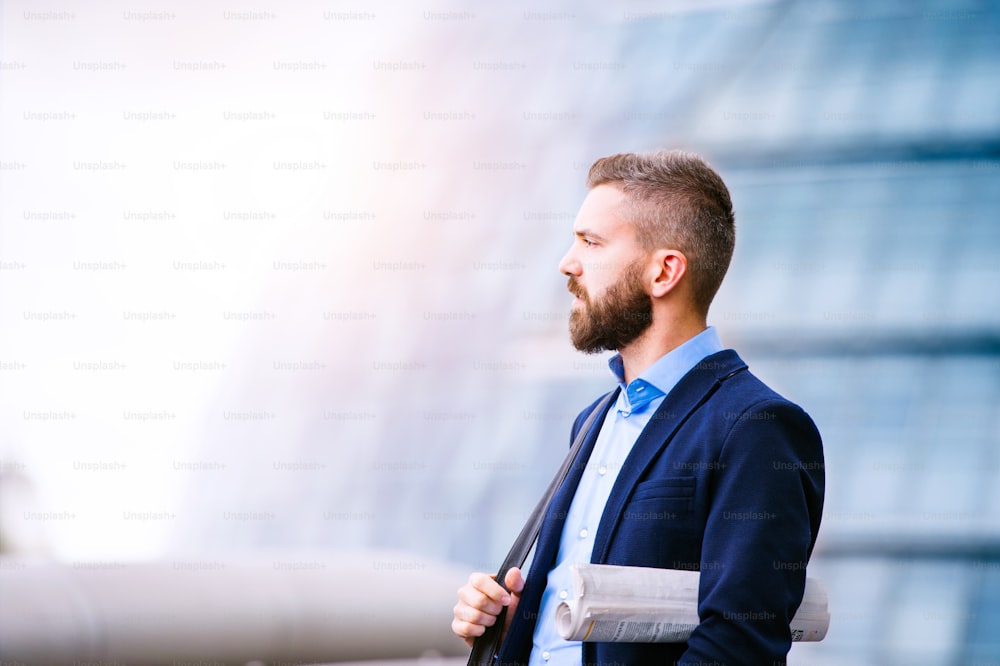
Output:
(555, 563), (829, 643)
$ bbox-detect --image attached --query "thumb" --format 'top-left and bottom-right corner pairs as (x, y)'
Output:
(500, 567), (525, 637)
(504, 566), (525, 598)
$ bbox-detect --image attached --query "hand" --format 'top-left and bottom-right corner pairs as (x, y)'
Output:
(452, 567), (525, 648)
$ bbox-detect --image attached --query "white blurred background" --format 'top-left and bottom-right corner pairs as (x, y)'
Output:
(1, 0), (999, 663)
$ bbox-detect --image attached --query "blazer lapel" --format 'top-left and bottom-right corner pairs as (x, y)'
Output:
(590, 350), (747, 564)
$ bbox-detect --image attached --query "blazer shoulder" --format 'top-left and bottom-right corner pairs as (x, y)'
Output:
(712, 368), (824, 461)
(727, 367), (815, 413)
(700, 354), (822, 446)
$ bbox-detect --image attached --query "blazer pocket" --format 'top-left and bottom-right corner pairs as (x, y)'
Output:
(614, 477), (699, 566)
(630, 476), (696, 503)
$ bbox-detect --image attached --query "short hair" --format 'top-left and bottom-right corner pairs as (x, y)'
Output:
(587, 150), (735, 316)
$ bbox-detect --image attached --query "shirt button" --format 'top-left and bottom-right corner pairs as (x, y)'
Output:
(598, 465), (607, 476)
(559, 589), (568, 600)
(542, 651), (551, 661)
(579, 528), (588, 538)
(621, 410), (631, 418)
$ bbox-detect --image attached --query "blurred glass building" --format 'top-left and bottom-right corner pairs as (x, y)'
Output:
(1, 0), (998, 664)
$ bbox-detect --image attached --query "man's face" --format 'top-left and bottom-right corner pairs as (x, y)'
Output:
(558, 185), (653, 353)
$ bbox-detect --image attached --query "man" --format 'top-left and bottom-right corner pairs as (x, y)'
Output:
(453, 150), (824, 665)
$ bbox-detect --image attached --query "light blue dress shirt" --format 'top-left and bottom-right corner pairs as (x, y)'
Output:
(528, 327), (724, 666)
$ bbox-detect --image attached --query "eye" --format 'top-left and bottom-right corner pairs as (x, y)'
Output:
(582, 238), (597, 247)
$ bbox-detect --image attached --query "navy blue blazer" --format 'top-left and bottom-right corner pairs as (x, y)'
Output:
(497, 349), (825, 666)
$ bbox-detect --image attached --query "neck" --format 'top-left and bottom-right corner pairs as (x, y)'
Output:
(617, 314), (707, 384)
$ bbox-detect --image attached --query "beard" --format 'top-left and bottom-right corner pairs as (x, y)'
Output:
(568, 260), (653, 354)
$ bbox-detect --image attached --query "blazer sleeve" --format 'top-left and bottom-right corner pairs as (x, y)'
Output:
(679, 398), (825, 665)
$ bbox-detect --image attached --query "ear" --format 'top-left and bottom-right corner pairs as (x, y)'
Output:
(649, 249), (687, 299)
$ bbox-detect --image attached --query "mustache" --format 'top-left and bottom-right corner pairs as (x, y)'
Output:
(567, 277), (586, 300)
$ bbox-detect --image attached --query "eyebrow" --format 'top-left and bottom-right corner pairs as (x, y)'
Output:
(575, 228), (609, 243)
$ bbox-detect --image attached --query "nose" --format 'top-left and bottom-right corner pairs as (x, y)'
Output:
(558, 245), (581, 277)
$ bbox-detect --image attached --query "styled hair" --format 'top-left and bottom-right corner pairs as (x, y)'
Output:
(587, 150), (735, 316)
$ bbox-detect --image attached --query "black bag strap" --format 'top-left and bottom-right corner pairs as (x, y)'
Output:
(467, 390), (615, 666)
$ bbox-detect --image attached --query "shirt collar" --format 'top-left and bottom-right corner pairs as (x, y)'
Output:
(607, 326), (725, 415)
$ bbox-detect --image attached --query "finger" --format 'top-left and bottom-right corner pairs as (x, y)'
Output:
(451, 616), (475, 637)
(452, 616), (487, 640)
(453, 600), (501, 627)
(457, 585), (504, 616)
(504, 567), (525, 595)
(468, 572), (512, 605)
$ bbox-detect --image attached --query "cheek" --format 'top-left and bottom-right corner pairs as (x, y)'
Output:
(582, 252), (630, 282)
(581, 269), (613, 298)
